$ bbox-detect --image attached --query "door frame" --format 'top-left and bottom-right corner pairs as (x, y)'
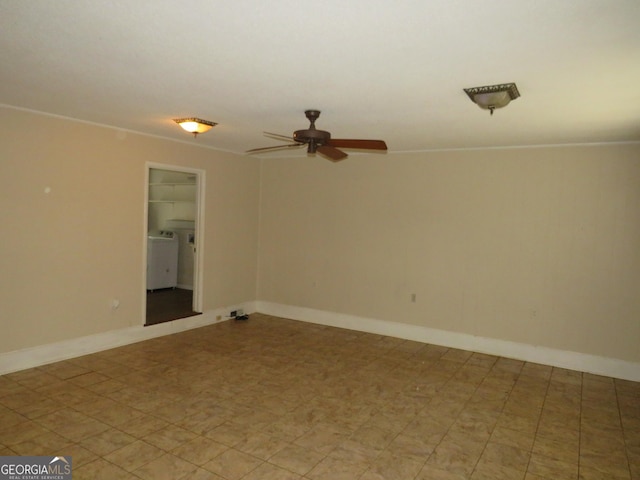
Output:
(143, 162), (205, 322)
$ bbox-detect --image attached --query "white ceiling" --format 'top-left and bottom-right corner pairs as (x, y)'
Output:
(1, 0), (639, 156)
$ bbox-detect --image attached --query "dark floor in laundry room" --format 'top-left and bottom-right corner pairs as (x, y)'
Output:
(145, 288), (200, 326)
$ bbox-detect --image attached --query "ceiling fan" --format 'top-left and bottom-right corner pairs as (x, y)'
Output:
(246, 110), (387, 162)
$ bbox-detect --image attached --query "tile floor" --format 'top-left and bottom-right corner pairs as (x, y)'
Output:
(0, 314), (638, 480)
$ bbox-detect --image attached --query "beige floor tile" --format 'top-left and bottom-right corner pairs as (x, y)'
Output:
(35, 408), (111, 443)
(442, 348), (474, 363)
(476, 441), (530, 472)
(524, 474), (550, 480)
(363, 410), (412, 436)
(306, 451), (370, 480)
(348, 424), (397, 450)
(627, 446), (640, 479)
(67, 371), (111, 387)
(582, 403), (623, 426)
(58, 443), (100, 468)
(37, 384), (101, 407)
(579, 450), (630, 478)
(205, 420), (254, 447)
(425, 438), (484, 477)
(6, 369), (62, 390)
(527, 453), (578, 480)
(80, 427), (137, 456)
(466, 352), (499, 369)
(550, 368), (583, 385)
(234, 430), (290, 460)
(142, 423), (198, 451)
(0, 408), (31, 433)
(336, 437), (383, 463)
(74, 397), (144, 427)
(149, 400), (192, 424)
(180, 400), (234, 425)
(501, 398), (543, 418)
(187, 467), (227, 479)
(38, 360), (93, 379)
(231, 407), (282, 431)
(495, 411), (539, 436)
(471, 462), (526, 480)
(118, 414), (169, 438)
(416, 464), (471, 479)
(293, 423), (352, 455)
(10, 429), (73, 456)
(83, 378), (127, 395)
(0, 420), (55, 446)
(490, 425), (535, 451)
(267, 443), (325, 475)
(102, 439), (165, 472)
(363, 449), (424, 479)
(132, 452), (199, 480)
(0, 391), (64, 419)
(535, 421), (580, 445)
(202, 448), (263, 480)
(171, 435), (228, 466)
(578, 465), (631, 480)
(73, 458), (139, 480)
(532, 436), (579, 464)
(520, 362), (552, 380)
(242, 462), (303, 480)
(448, 408), (499, 442)
(0, 377), (31, 398)
(618, 394), (640, 419)
(15, 398), (65, 420)
(0, 314), (637, 480)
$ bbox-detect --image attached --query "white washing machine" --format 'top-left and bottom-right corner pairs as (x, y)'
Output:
(147, 231), (179, 291)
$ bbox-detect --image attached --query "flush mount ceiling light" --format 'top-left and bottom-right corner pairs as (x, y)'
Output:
(463, 83), (520, 115)
(173, 117), (218, 137)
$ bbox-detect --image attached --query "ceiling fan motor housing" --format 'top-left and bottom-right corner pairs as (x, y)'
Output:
(293, 128), (331, 152)
(294, 110), (331, 153)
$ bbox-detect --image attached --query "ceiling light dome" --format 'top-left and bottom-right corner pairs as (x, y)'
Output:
(464, 83), (520, 115)
(173, 117), (218, 137)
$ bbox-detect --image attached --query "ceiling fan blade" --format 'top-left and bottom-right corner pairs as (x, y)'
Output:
(264, 132), (294, 142)
(317, 145), (348, 162)
(246, 143), (303, 154)
(328, 139), (388, 150)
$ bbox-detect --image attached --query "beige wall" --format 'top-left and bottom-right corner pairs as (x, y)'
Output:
(0, 107), (260, 353)
(257, 145), (640, 363)
(3, 105), (639, 368)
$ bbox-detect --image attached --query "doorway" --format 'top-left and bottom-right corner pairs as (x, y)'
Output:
(144, 164), (204, 325)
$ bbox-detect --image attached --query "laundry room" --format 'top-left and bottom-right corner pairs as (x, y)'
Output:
(146, 167), (199, 324)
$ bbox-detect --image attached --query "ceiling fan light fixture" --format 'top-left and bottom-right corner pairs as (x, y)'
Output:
(173, 117), (218, 137)
(463, 83), (520, 115)
(246, 110), (387, 162)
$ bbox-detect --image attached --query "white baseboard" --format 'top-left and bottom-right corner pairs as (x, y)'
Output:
(4, 300), (637, 382)
(255, 301), (640, 382)
(0, 301), (257, 376)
